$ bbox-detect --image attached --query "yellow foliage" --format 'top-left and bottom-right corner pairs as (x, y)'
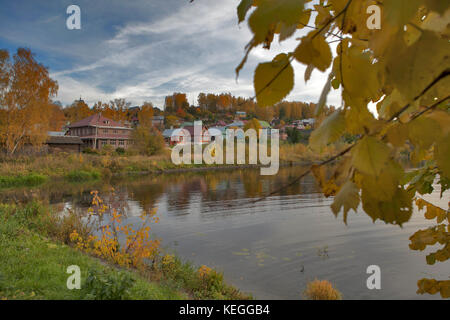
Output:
(303, 279), (342, 300)
(198, 265), (213, 278)
(70, 190), (160, 269)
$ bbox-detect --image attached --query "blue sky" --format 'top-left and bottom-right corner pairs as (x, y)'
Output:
(0, 0), (341, 109)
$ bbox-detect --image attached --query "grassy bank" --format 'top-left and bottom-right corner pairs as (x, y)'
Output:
(0, 203), (249, 300)
(0, 143), (342, 186)
(0, 173), (48, 189)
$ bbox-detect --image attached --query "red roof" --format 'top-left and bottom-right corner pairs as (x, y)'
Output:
(182, 125), (209, 137)
(68, 114), (128, 128)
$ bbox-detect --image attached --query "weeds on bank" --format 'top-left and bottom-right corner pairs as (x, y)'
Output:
(303, 279), (342, 300)
(69, 189), (160, 269)
(67, 190), (248, 299)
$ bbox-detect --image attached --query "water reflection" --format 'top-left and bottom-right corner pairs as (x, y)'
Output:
(1, 166), (447, 299)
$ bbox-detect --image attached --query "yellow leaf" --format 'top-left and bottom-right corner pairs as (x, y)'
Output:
(254, 53), (294, 107)
(385, 31), (450, 102)
(407, 117), (440, 150)
(309, 111), (346, 151)
(331, 180), (360, 224)
(294, 33), (332, 72)
(334, 42), (381, 107)
(351, 136), (390, 177)
(435, 133), (450, 179)
(384, 0), (422, 27)
(248, 0), (305, 45)
(237, 0), (253, 24)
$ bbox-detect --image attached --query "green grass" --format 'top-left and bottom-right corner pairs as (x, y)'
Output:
(65, 169), (101, 182)
(0, 205), (185, 300)
(0, 203), (250, 300)
(0, 173), (47, 189)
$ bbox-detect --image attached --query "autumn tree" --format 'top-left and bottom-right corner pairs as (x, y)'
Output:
(0, 48), (58, 155)
(48, 102), (67, 131)
(137, 102), (154, 127)
(108, 98), (130, 121)
(237, 0), (449, 297)
(64, 98), (92, 123)
(131, 126), (165, 156)
(244, 118), (262, 132)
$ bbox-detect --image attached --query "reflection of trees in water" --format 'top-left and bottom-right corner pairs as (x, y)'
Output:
(0, 179), (109, 207)
(1, 166), (321, 215)
(125, 181), (164, 212)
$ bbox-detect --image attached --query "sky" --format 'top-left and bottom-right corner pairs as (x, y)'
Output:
(0, 0), (342, 109)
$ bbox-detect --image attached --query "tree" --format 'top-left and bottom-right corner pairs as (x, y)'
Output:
(0, 48), (58, 155)
(244, 118), (262, 131)
(48, 102), (67, 131)
(237, 0), (450, 297)
(131, 126), (165, 156)
(138, 102), (154, 127)
(165, 115), (178, 128)
(65, 98), (92, 123)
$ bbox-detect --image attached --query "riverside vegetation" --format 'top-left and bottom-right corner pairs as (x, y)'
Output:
(0, 192), (250, 300)
(0, 142), (344, 190)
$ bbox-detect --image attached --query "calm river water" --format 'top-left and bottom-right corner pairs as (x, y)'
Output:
(3, 166), (448, 299)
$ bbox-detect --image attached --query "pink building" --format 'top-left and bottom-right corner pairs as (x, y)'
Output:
(67, 114), (133, 149)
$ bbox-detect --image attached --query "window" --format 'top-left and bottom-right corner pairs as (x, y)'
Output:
(113, 129), (118, 134)
(103, 129), (108, 134)
(110, 140), (116, 145)
(119, 140), (124, 145)
(101, 140), (107, 146)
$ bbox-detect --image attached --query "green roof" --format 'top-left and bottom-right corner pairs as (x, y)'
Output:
(258, 120), (271, 128)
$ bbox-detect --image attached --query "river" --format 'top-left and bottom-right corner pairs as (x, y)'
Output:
(2, 166), (448, 299)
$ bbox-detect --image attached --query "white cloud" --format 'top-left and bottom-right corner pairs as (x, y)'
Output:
(53, 0), (341, 111)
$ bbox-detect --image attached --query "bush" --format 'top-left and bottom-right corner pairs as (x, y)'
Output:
(83, 148), (100, 155)
(303, 279), (342, 300)
(83, 268), (135, 300)
(100, 145), (114, 155)
(115, 147), (125, 155)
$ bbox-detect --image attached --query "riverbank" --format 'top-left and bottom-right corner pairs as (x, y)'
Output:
(0, 203), (250, 300)
(0, 143), (340, 189)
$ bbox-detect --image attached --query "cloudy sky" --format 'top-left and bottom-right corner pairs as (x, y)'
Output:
(0, 0), (341, 109)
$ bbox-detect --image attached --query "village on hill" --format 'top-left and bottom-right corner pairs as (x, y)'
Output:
(44, 92), (335, 154)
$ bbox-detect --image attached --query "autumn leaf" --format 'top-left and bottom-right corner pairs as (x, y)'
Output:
(331, 180), (360, 224)
(254, 53), (294, 107)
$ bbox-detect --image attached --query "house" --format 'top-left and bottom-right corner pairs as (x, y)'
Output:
(152, 115), (165, 127)
(208, 127), (226, 141)
(301, 118), (315, 127)
(226, 120), (245, 129)
(163, 125), (210, 145)
(235, 111), (246, 119)
(46, 131), (83, 153)
(67, 114), (133, 150)
(258, 120), (273, 136)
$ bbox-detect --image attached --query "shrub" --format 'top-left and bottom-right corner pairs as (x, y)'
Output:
(198, 265), (224, 293)
(100, 145), (114, 155)
(70, 190), (160, 269)
(115, 147), (125, 155)
(303, 279), (342, 300)
(84, 268), (135, 300)
(83, 148), (100, 155)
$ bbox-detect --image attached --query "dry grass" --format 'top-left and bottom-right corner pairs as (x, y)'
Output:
(303, 279), (342, 300)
